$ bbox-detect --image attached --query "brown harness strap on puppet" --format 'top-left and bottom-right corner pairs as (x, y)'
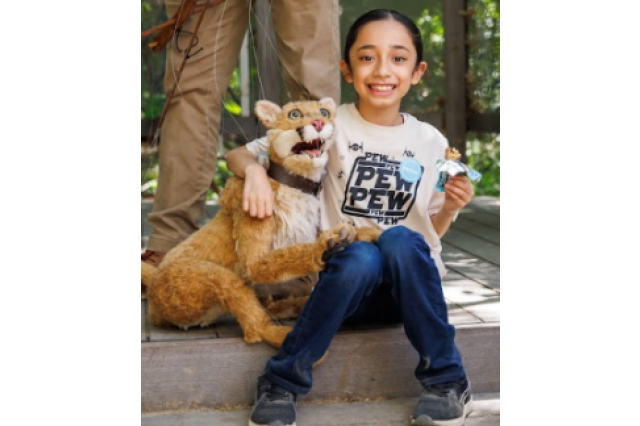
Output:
(267, 162), (324, 197)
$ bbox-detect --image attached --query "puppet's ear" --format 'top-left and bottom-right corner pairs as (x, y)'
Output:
(318, 97), (337, 115)
(255, 100), (282, 127)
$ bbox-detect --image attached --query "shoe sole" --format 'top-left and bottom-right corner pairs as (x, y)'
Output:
(248, 420), (296, 426)
(410, 395), (473, 426)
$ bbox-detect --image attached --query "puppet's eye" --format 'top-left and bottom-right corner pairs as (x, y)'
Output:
(320, 108), (330, 118)
(288, 109), (302, 120)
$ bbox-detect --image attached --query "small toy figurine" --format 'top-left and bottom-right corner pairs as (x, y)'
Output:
(435, 148), (482, 192)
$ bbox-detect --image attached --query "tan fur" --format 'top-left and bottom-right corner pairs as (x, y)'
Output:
(143, 98), (375, 349)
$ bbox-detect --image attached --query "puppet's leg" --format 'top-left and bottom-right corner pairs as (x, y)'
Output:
(148, 259), (291, 347)
(244, 223), (356, 284)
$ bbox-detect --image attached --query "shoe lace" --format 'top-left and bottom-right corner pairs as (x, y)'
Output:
(260, 383), (293, 402)
(424, 382), (457, 398)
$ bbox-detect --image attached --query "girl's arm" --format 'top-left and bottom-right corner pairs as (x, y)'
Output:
(226, 146), (274, 218)
(431, 175), (474, 237)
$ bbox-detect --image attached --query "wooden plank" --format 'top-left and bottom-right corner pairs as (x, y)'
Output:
(148, 319), (218, 342)
(444, 0), (468, 161)
(463, 300), (500, 323)
(442, 242), (500, 291)
(443, 228), (500, 266)
(456, 208), (500, 230)
(451, 216), (499, 245)
(443, 272), (499, 324)
(443, 276), (499, 306)
(468, 112), (500, 133)
(213, 315), (243, 339)
(442, 269), (470, 281)
(141, 323), (499, 411)
(468, 196), (500, 216)
(447, 304), (483, 324)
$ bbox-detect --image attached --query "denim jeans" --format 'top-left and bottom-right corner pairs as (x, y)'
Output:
(263, 226), (467, 395)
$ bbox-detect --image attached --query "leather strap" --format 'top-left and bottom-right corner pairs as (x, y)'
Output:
(267, 162), (322, 196)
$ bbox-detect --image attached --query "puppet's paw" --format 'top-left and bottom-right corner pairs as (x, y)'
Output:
(312, 351), (329, 368)
(261, 324), (293, 349)
(355, 226), (383, 243)
(319, 223), (356, 262)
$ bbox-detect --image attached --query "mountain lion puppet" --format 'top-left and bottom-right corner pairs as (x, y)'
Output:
(142, 97), (380, 348)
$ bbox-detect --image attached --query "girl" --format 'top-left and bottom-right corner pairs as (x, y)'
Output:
(227, 9), (475, 426)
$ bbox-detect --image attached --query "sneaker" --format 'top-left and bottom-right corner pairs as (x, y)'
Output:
(410, 378), (472, 426)
(248, 375), (297, 426)
(141, 250), (165, 300)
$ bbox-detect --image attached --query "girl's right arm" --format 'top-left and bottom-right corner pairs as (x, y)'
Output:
(226, 146), (274, 218)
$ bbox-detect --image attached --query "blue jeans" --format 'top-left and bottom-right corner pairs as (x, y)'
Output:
(263, 226), (467, 395)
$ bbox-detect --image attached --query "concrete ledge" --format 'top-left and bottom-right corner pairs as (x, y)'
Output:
(142, 393), (500, 426)
(142, 323), (499, 412)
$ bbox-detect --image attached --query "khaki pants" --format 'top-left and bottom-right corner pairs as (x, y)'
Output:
(147, 0), (341, 253)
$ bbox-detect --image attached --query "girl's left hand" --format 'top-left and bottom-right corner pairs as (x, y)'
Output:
(443, 175), (474, 214)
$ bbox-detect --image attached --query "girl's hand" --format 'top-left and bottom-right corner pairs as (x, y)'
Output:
(442, 175), (474, 214)
(242, 164), (274, 218)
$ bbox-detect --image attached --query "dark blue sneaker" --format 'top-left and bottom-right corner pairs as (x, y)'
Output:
(410, 378), (472, 426)
(248, 375), (297, 426)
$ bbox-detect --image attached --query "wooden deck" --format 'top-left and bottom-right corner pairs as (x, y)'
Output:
(141, 196), (500, 412)
(141, 196), (499, 340)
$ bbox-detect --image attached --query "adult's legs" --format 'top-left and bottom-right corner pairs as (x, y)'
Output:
(376, 226), (467, 386)
(263, 242), (383, 395)
(147, 0), (251, 253)
(271, 0), (341, 103)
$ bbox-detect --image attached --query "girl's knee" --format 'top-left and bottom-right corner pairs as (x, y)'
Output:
(322, 241), (382, 289)
(378, 226), (430, 257)
(327, 240), (379, 261)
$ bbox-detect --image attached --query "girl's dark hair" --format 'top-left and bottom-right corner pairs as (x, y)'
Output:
(343, 9), (423, 68)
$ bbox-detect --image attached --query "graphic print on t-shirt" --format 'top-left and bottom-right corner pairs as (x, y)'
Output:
(341, 152), (423, 225)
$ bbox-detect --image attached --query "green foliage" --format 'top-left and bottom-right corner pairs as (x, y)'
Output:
(467, 133), (500, 197)
(224, 66), (243, 115)
(466, 0), (500, 197)
(468, 0), (500, 112)
(141, 0), (167, 120)
(141, 150), (159, 198)
(209, 159), (233, 201)
(141, 91), (166, 120)
(413, 6), (446, 112)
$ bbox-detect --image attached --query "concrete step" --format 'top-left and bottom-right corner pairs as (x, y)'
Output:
(142, 323), (499, 413)
(141, 392), (499, 426)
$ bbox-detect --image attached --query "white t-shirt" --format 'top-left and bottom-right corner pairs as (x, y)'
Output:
(245, 103), (449, 276)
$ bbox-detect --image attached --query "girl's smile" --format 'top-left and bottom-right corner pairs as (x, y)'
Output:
(367, 84), (397, 95)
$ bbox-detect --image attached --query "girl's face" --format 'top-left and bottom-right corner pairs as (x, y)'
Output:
(341, 19), (427, 114)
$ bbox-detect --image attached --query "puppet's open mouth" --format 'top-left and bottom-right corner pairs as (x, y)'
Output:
(291, 139), (324, 158)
